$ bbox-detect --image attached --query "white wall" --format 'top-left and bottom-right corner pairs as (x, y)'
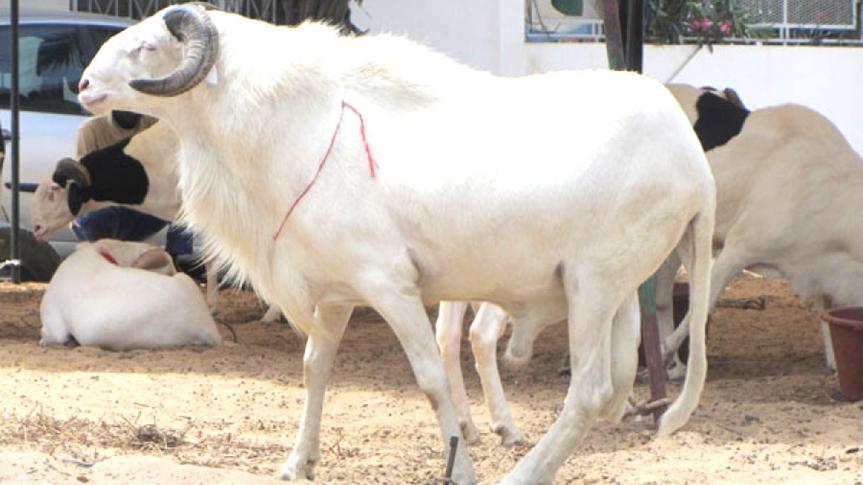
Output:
(647, 45), (863, 155)
(354, 0), (501, 73)
(359, 0), (863, 154)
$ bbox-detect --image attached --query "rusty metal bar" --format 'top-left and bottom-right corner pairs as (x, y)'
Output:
(639, 276), (668, 423)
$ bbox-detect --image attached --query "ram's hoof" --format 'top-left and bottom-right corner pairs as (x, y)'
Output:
(492, 423), (525, 447)
(280, 455), (317, 481)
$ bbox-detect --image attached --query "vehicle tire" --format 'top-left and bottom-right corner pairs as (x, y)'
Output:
(0, 226), (61, 282)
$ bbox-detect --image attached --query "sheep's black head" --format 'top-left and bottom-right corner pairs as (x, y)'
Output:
(701, 86), (747, 111)
(52, 158), (93, 217)
(666, 84), (750, 152)
(78, 4), (219, 115)
(693, 87), (750, 151)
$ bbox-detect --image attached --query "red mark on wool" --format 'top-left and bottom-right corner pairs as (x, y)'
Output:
(98, 248), (118, 265)
(343, 101), (379, 178)
(273, 100), (378, 241)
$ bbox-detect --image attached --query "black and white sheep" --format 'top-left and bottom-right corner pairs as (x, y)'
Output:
(657, 83), (863, 376)
(32, 114), (281, 319)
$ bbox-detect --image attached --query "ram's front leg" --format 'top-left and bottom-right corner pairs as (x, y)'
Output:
(281, 304), (353, 481)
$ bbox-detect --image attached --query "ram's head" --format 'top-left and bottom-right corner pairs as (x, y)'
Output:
(78, 4), (219, 115)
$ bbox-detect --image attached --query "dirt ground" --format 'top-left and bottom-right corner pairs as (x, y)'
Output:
(0, 274), (860, 484)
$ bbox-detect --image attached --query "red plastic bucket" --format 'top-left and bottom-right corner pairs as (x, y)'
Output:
(820, 307), (863, 401)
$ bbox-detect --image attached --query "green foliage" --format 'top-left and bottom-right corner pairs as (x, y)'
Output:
(647, 0), (748, 47)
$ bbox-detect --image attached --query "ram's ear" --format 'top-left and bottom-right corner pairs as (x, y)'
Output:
(111, 110), (144, 130)
(132, 247), (176, 275)
(723, 88), (747, 110)
(66, 182), (84, 216)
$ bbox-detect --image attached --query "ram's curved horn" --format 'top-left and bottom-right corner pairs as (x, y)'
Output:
(52, 158), (91, 189)
(129, 5), (219, 97)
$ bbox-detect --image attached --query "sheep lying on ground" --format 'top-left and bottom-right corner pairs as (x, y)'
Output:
(78, 6), (715, 483)
(658, 84), (863, 375)
(40, 239), (221, 350)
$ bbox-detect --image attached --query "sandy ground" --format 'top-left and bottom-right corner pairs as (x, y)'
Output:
(0, 274), (860, 484)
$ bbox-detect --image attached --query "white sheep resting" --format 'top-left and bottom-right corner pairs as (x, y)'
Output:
(77, 5), (715, 483)
(31, 114), (281, 320)
(40, 239), (221, 350)
(657, 83), (863, 376)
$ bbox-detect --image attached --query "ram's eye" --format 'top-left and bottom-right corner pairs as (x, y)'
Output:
(130, 41), (156, 56)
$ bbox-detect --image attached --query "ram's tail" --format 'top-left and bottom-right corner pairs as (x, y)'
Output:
(657, 194), (714, 436)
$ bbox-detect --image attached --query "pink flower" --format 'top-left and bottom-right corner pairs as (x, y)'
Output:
(700, 18), (712, 30)
(690, 19), (702, 31)
(720, 21), (732, 34)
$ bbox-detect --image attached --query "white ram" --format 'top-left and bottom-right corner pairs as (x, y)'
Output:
(77, 6), (715, 483)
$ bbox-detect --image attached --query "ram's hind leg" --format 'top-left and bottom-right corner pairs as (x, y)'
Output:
(663, 243), (746, 364)
(435, 301), (480, 444)
(599, 291), (640, 424)
(468, 302), (524, 446)
(502, 274), (622, 485)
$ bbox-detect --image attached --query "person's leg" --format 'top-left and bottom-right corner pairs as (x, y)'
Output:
(166, 224), (194, 258)
(72, 207), (123, 242)
(113, 207), (168, 241)
(72, 207), (167, 242)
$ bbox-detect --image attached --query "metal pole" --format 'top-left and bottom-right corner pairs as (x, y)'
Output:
(601, 0), (626, 70)
(10, 0), (21, 283)
(625, 0), (643, 72)
(639, 276), (668, 422)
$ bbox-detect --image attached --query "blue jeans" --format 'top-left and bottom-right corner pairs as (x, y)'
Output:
(72, 207), (192, 257)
